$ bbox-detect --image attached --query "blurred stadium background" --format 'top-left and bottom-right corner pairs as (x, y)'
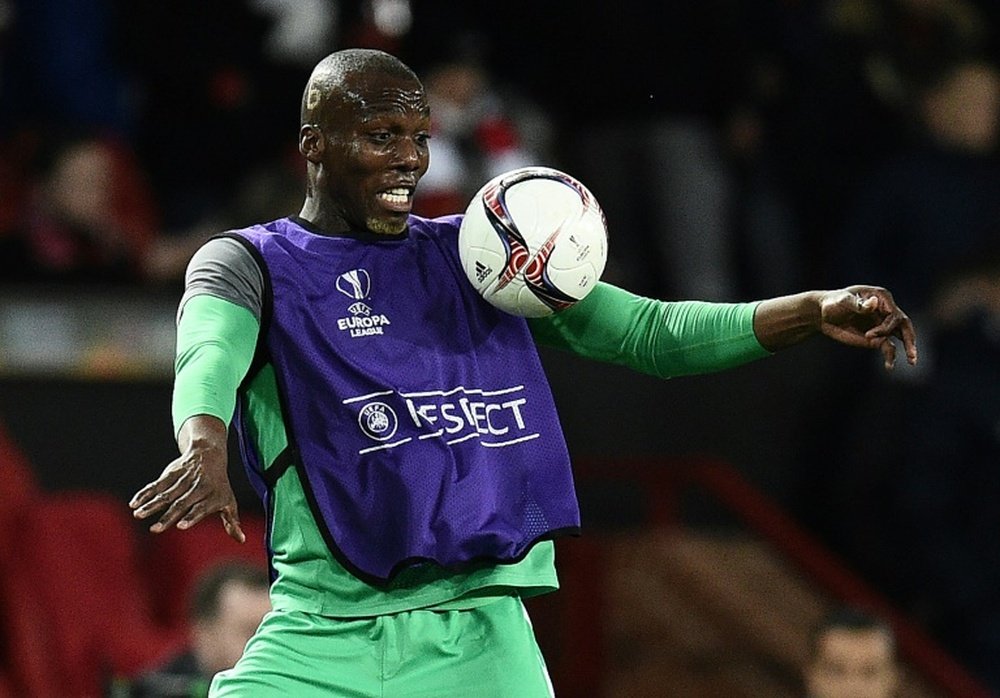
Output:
(2, 1), (1000, 695)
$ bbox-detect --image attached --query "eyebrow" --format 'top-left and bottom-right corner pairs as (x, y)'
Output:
(357, 106), (431, 123)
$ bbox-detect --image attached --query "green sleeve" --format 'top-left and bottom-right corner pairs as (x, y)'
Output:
(172, 294), (260, 436)
(527, 281), (770, 378)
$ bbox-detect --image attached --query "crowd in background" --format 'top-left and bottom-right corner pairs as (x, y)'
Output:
(2, 0), (1000, 691)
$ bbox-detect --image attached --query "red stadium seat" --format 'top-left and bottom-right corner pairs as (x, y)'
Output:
(4, 492), (181, 697)
(0, 420), (38, 518)
(142, 513), (268, 632)
(0, 575), (58, 698)
(0, 673), (11, 698)
(0, 422), (52, 697)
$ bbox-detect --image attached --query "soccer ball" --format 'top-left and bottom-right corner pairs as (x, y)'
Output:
(458, 166), (608, 318)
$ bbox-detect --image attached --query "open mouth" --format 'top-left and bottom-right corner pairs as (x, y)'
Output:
(377, 187), (413, 212)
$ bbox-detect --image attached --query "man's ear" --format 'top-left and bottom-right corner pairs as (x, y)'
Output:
(299, 124), (324, 163)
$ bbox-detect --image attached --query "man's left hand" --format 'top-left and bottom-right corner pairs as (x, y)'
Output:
(819, 285), (918, 370)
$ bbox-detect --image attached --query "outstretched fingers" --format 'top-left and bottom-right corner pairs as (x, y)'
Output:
(131, 471), (195, 525)
(129, 466), (184, 511)
(143, 477), (203, 533)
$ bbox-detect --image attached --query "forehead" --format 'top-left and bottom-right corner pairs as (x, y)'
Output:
(817, 628), (893, 662)
(335, 71), (429, 122)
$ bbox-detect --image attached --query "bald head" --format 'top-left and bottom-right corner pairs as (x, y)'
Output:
(301, 49), (421, 126)
(295, 48), (430, 235)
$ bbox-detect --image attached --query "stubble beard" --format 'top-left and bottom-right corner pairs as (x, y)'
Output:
(366, 216), (408, 235)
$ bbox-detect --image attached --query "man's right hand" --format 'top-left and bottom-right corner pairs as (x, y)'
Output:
(129, 415), (245, 543)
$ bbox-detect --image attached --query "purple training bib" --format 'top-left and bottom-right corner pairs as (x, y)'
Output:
(231, 215), (580, 584)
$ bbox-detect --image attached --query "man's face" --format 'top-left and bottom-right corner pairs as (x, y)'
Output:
(319, 71), (431, 234)
(806, 628), (898, 698)
(193, 581), (271, 675)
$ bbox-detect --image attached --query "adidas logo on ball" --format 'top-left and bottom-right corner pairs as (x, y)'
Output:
(474, 260), (493, 283)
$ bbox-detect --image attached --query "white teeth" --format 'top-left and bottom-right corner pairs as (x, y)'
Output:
(379, 189), (410, 204)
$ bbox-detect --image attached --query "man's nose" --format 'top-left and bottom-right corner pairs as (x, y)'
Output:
(392, 138), (422, 170)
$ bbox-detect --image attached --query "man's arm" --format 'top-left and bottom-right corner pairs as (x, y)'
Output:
(529, 282), (917, 376)
(132, 238), (264, 540)
(131, 293), (260, 542)
(528, 282), (768, 378)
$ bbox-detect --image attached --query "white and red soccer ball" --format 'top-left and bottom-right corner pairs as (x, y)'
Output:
(458, 166), (609, 318)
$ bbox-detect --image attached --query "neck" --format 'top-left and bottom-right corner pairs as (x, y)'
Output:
(298, 197), (352, 236)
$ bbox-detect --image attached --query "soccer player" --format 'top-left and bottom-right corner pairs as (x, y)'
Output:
(130, 49), (918, 697)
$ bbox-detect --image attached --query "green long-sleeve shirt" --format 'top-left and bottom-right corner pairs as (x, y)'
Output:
(174, 282), (767, 616)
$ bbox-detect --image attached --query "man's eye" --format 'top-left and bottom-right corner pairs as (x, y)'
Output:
(370, 132), (391, 143)
(415, 133), (431, 147)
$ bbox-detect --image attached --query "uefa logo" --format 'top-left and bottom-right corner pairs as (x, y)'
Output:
(357, 401), (398, 441)
(336, 269), (371, 300)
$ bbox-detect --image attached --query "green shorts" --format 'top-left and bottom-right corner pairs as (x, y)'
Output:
(209, 593), (554, 697)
